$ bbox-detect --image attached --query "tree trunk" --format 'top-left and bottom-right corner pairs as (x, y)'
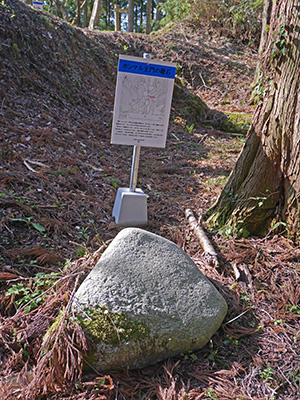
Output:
(53, 0), (69, 20)
(140, 2), (143, 30)
(105, 0), (112, 29)
(71, 0), (81, 26)
(146, 0), (152, 34)
(89, 0), (102, 29)
(155, 0), (162, 23)
(205, 0), (300, 242)
(252, 0), (273, 101)
(128, 0), (134, 32)
(82, 0), (88, 27)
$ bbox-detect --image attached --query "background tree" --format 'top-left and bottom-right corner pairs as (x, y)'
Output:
(128, 0), (134, 31)
(155, 0), (162, 23)
(71, 0), (81, 25)
(89, 0), (102, 29)
(205, 0), (300, 241)
(82, 0), (88, 27)
(145, 0), (152, 33)
(53, 0), (69, 20)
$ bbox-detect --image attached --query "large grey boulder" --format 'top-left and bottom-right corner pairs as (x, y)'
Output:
(72, 228), (227, 371)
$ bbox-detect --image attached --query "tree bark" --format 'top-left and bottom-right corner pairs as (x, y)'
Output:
(146, 0), (152, 34)
(53, 0), (69, 20)
(205, 0), (300, 242)
(155, 0), (162, 23)
(71, 0), (81, 26)
(89, 0), (102, 30)
(140, 2), (143, 30)
(82, 0), (88, 27)
(252, 0), (273, 101)
(128, 0), (134, 32)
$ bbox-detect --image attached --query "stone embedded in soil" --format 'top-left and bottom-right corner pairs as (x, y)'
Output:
(72, 228), (228, 371)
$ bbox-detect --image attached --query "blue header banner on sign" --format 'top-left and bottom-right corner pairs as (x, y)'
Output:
(119, 59), (176, 79)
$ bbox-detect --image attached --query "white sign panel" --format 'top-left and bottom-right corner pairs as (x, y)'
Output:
(33, 1), (44, 9)
(111, 55), (176, 148)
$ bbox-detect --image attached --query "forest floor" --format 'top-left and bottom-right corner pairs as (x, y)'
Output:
(1, 0), (300, 399)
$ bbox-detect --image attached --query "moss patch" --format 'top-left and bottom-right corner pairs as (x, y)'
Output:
(221, 112), (252, 133)
(77, 306), (150, 346)
(172, 77), (208, 123)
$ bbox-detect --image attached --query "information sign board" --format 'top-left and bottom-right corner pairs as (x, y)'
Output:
(33, 1), (44, 9)
(111, 55), (176, 148)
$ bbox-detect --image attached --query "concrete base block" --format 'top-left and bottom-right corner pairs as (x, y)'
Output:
(112, 188), (148, 227)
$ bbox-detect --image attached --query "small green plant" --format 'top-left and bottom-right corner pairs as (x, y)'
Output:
(274, 21), (288, 57)
(205, 388), (218, 399)
(208, 348), (219, 363)
(13, 43), (19, 53)
(104, 175), (121, 189)
(10, 216), (46, 233)
(287, 368), (300, 385)
(223, 334), (239, 346)
(77, 226), (89, 242)
(180, 350), (198, 362)
(268, 221), (287, 233)
(204, 176), (228, 187)
(252, 70), (273, 104)
(259, 364), (275, 385)
(240, 290), (252, 303)
(75, 247), (87, 258)
(1, 190), (30, 205)
(47, 166), (78, 176)
(186, 123), (194, 133)
(5, 272), (61, 313)
(274, 319), (284, 325)
(89, 219), (103, 246)
(287, 304), (300, 314)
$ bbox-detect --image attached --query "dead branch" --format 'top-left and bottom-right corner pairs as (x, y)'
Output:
(231, 262), (253, 287)
(185, 208), (219, 268)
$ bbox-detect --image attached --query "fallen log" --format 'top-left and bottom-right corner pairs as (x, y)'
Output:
(185, 208), (219, 268)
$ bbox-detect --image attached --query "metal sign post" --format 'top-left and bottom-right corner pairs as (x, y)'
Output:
(129, 144), (141, 192)
(111, 53), (176, 226)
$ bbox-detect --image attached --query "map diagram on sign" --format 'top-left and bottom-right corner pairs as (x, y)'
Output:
(111, 55), (176, 148)
(118, 75), (168, 120)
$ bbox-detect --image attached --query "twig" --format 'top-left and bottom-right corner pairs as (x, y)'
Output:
(198, 133), (208, 144)
(198, 72), (223, 95)
(232, 262), (241, 280)
(25, 159), (50, 168)
(185, 208), (219, 268)
(223, 309), (251, 325)
(23, 159), (37, 173)
(171, 132), (180, 141)
(69, 241), (92, 257)
(179, 22), (189, 42)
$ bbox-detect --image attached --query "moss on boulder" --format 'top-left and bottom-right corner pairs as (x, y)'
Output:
(72, 228), (227, 372)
